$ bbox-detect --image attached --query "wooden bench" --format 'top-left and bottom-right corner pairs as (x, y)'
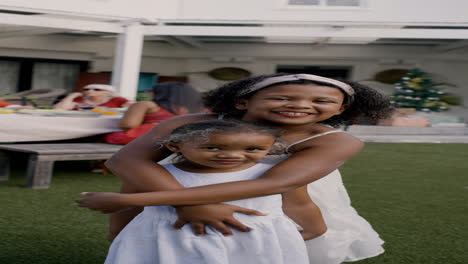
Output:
(0, 143), (123, 189)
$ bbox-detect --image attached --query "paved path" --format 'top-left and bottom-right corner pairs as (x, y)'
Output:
(351, 135), (468, 143)
(345, 125), (468, 143)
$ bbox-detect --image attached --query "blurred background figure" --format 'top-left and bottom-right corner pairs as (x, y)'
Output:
(0, 99), (34, 110)
(104, 82), (205, 145)
(53, 84), (133, 110)
(0, 99), (19, 108)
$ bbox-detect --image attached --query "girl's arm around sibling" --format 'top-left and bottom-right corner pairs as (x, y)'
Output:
(282, 186), (327, 240)
(77, 128), (363, 212)
(78, 182), (327, 241)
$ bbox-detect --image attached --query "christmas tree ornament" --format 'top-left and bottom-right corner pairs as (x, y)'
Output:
(390, 68), (449, 112)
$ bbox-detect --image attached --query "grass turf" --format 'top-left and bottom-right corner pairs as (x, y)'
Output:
(1, 143), (467, 264)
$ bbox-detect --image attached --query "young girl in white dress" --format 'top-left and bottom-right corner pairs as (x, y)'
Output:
(78, 73), (393, 264)
(94, 119), (330, 264)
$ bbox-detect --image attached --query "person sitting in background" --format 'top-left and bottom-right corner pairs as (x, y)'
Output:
(103, 82), (205, 145)
(53, 84), (133, 110)
(0, 99), (34, 109)
(0, 99), (18, 108)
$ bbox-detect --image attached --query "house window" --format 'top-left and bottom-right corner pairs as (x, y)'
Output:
(326, 0), (361, 6)
(276, 65), (352, 80)
(289, 0), (320, 5)
(287, 0), (363, 7)
(32, 62), (82, 92)
(0, 60), (20, 95)
(0, 57), (88, 94)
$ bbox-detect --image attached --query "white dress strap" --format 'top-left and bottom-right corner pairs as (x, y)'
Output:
(286, 130), (344, 153)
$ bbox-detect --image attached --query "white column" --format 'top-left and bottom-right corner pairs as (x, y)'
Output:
(111, 22), (144, 100)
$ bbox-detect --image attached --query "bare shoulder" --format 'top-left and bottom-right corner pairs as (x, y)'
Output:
(131, 100), (159, 109)
(133, 100), (160, 113)
(137, 100), (158, 107)
(125, 100), (155, 110)
(291, 127), (364, 154)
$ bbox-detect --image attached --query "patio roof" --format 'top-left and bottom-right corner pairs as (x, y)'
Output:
(1, 11), (468, 45)
(1, 8), (468, 99)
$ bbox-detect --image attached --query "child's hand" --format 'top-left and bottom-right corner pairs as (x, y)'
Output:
(75, 192), (128, 213)
(173, 204), (266, 236)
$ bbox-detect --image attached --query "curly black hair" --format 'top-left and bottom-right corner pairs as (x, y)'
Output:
(152, 82), (205, 114)
(203, 73), (394, 127)
(157, 119), (287, 156)
(163, 119), (283, 143)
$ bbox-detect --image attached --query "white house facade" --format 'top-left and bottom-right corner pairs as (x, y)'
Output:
(0, 0), (467, 119)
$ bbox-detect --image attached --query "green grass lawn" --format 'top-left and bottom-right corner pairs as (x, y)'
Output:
(1, 143), (467, 264)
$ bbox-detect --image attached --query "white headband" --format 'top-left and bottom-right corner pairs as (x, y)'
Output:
(83, 84), (116, 94)
(239, 74), (355, 101)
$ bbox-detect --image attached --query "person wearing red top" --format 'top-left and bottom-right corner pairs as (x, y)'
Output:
(0, 99), (14, 108)
(0, 99), (34, 109)
(53, 84), (133, 110)
(104, 82), (205, 145)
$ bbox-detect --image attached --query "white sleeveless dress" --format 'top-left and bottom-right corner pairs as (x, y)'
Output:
(261, 130), (385, 264)
(105, 163), (309, 264)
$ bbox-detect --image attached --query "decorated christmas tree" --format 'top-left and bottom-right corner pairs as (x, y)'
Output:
(390, 69), (449, 112)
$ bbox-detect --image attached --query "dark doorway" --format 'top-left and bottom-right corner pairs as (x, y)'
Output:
(276, 65), (352, 80)
(0, 56), (89, 93)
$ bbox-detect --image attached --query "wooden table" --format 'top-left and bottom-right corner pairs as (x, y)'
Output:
(0, 113), (123, 143)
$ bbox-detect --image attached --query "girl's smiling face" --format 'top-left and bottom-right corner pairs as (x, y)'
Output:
(165, 132), (276, 173)
(236, 84), (350, 126)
